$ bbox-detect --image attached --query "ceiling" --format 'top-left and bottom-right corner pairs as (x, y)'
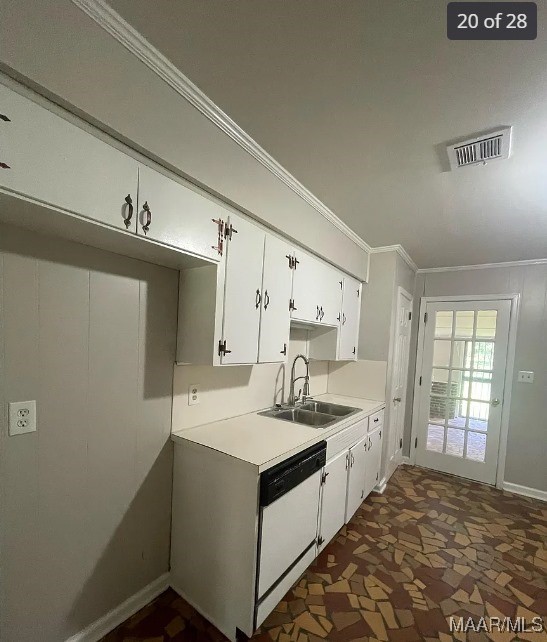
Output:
(109, 0), (547, 268)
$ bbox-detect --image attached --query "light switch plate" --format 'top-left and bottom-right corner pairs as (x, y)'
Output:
(9, 400), (37, 435)
(517, 371), (534, 384)
(188, 384), (200, 406)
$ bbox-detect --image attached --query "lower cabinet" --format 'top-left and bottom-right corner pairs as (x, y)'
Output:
(364, 424), (383, 498)
(345, 435), (368, 522)
(317, 449), (349, 553)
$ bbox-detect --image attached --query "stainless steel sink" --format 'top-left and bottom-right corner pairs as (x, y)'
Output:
(258, 401), (361, 429)
(300, 401), (360, 417)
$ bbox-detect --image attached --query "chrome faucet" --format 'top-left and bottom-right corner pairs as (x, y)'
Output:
(288, 354), (310, 406)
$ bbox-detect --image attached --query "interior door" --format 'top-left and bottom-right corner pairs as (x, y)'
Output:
(386, 289), (413, 477)
(338, 276), (362, 359)
(317, 450), (349, 553)
(221, 214), (265, 365)
(345, 435), (367, 523)
(137, 165), (223, 261)
(364, 426), (383, 498)
(258, 235), (293, 362)
(415, 299), (511, 484)
(0, 83), (139, 232)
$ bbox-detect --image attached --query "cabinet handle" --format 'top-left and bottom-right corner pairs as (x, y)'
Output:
(337, 313), (341, 322)
(352, 347), (356, 355)
(264, 290), (270, 310)
(342, 313), (347, 325)
(142, 201), (152, 234)
(316, 305), (320, 320)
(123, 194), (134, 229)
(0, 162), (10, 169)
(280, 343), (287, 356)
(320, 307), (324, 321)
(255, 289), (262, 309)
(0, 114), (11, 122)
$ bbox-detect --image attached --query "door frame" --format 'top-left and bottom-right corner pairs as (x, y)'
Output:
(384, 286), (413, 483)
(409, 293), (520, 489)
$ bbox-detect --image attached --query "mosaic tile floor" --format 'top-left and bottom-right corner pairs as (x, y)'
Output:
(102, 466), (547, 642)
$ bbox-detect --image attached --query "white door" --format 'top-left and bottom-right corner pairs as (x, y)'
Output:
(386, 288), (413, 476)
(364, 425), (383, 498)
(317, 450), (349, 553)
(291, 250), (322, 323)
(137, 165), (224, 262)
(220, 214), (265, 365)
(0, 83), (139, 232)
(258, 235), (293, 363)
(318, 263), (343, 326)
(345, 435), (367, 523)
(338, 276), (362, 360)
(415, 300), (511, 484)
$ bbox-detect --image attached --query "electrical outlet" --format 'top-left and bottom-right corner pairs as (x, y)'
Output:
(9, 400), (37, 435)
(188, 384), (200, 406)
(517, 371), (534, 384)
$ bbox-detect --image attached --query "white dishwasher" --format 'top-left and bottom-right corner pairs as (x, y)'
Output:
(255, 441), (326, 625)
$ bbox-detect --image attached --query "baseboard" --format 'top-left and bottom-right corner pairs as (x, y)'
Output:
(401, 456), (412, 465)
(65, 572), (170, 642)
(502, 482), (547, 502)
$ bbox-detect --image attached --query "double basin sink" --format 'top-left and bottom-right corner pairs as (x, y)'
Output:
(258, 400), (361, 429)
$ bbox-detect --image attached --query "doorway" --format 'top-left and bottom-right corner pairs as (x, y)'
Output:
(411, 297), (517, 485)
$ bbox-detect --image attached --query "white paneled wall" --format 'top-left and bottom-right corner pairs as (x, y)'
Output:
(0, 224), (178, 642)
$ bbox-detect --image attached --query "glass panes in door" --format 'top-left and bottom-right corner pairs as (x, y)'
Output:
(426, 309), (498, 463)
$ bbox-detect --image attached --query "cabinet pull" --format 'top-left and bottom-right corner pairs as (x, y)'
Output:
(352, 347), (356, 355)
(0, 162), (10, 169)
(285, 254), (294, 269)
(142, 201), (152, 234)
(316, 305), (320, 321)
(337, 313), (341, 322)
(289, 299), (297, 312)
(263, 290), (270, 310)
(280, 343), (287, 356)
(212, 218), (225, 256)
(0, 114), (11, 122)
(255, 289), (262, 309)
(320, 307), (324, 321)
(225, 223), (238, 240)
(351, 452), (355, 467)
(345, 453), (350, 469)
(123, 194), (134, 229)
(342, 313), (347, 325)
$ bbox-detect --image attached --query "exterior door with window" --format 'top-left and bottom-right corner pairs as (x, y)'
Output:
(415, 300), (511, 484)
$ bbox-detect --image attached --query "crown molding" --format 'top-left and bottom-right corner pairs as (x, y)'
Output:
(417, 257), (547, 274)
(369, 244), (418, 272)
(71, 0), (371, 253)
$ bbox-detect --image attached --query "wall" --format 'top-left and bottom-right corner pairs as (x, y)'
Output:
(0, 224), (178, 641)
(172, 329), (328, 431)
(405, 263), (547, 492)
(0, 0), (368, 281)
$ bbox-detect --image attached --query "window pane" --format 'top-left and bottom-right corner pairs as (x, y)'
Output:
(433, 340), (451, 368)
(476, 310), (497, 339)
(452, 341), (468, 369)
(435, 311), (453, 338)
(470, 379), (492, 402)
(455, 311), (475, 339)
(427, 425), (444, 452)
(449, 370), (466, 398)
(473, 342), (495, 370)
(448, 399), (469, 429)
(466, 432), (487, 462)
(468, 401), (489, 430)
(446, 428), (465, 457)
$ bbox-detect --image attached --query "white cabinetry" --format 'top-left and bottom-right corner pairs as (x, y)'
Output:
(345, 434), (367, 523)
(338, 276), (362, 360)
(0, 83), (139, 232)
(317, 450), (349, 553)
(364, 424), (383, 498)
(137, 165), (224, 261)
(258, 235), (293, 362)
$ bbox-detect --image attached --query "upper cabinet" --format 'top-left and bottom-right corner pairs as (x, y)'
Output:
(0, 83), (139, 233)
(291, 250), (342, 326)
(338, 276), (362, 360)
(137, 165), (224, 262)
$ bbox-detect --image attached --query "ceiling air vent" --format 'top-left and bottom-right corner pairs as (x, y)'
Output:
(447, 127), (512, 170)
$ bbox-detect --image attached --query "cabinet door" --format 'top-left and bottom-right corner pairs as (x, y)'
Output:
(338, 276), (362, 360)
(221, 214), (265, 364)
(319, 263), (343, 326)
(364, 426), (383, 498)
(258, 235), (293, 363)
(291, 250), (322, 323)
(137, 165), (224, 261)
(0, 83), (139, 232)
(318, 450), (349, 553)
(345, 435), (367, 523)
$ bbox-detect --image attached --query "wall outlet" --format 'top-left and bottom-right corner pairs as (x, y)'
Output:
(188, 384), (200, 406)
(9, 400), (37, 435)
(517, 371), (534, 383)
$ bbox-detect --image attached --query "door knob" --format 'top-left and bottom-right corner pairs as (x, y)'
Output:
(393, 397), (401, 403)
(491, 398), (501, 407)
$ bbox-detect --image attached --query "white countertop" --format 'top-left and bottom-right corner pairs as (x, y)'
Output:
(171, 393), (385, 472)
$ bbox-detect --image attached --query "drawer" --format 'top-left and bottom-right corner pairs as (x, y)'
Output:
(326, 416), (368, 459)
(369, 409), (384, 430)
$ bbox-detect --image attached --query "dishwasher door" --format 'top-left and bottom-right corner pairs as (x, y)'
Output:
(257, 469), (321, 598)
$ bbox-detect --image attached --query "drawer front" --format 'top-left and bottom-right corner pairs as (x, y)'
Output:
(326, 416), (368, 459)
(369, 409), (384, 430)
